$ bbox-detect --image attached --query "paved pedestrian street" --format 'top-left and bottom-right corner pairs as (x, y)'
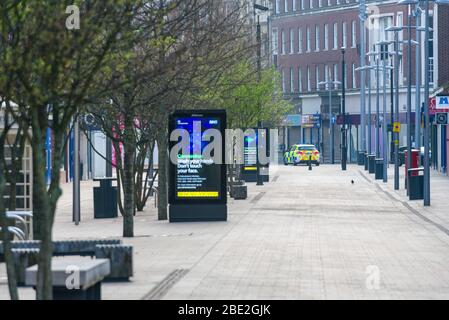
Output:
(3, 164), (449, 300)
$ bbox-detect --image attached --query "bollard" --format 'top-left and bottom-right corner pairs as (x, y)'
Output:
(308, 156), (312, 171)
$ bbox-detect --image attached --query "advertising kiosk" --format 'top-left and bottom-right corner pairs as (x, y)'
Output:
(168, 110), (227, 222)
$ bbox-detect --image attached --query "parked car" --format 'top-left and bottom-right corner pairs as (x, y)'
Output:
(283, 144), (320, 166)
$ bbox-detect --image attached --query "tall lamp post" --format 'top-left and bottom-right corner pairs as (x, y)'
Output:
(359, 0), (368, 165)
(341, 48), (347, 171)
(254, 3), (269, 186)
(385, 26), (404, 190)
(319, 77), (342, 165)
(376, 41), (395, 183)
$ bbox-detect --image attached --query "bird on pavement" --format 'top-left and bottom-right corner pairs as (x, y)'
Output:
(351, 180), (355, 185)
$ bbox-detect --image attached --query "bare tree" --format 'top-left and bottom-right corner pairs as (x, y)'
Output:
(0, 0), (140, 300)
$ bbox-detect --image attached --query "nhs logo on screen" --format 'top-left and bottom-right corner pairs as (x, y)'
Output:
(209, 120), (218, 125)
(437, 96), (449, 110)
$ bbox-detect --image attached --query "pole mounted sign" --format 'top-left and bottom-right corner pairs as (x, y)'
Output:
(168, 110), (227, 222)
(430, 96), (449, 115)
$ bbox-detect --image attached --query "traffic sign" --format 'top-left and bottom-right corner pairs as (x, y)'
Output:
(435, 113), (449, 125)
(393, 122), (401, 133)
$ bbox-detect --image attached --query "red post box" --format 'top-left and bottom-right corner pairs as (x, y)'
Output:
(405, 149), (420, 177)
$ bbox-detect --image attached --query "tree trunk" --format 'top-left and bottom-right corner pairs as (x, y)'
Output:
(31, 126), (53, 300)
(122, 115), (135, 237)
(156, 130), (168, 221)
(0, 140), (19, 300)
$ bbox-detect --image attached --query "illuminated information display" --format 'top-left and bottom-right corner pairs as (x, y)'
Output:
(174, 117), (222, 200)
(169, 110), (227, 222)
(241, 128), (270, 182)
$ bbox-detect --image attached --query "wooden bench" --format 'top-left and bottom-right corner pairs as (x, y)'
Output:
(25, 258), (110, 300)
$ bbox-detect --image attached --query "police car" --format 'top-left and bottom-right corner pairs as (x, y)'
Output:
(283, 144), (321, 166)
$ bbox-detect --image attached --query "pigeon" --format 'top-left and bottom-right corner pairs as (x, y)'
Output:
(351, 180), (355, 185)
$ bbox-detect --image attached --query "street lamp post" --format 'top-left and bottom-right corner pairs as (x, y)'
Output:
(341, 48), (347, 171)
(73, 115), (80, 225)
(359, 0), (367, 165)
(376, 57), (381, 160)
(254, 3), (269, 186)
(367, 55), (373, 156)
(319, 78), (342, 165)
(377, 42), (392, 183)
(406, 6), (413, 190)
(423, 0), (431, 206)
(414, 5), (422, 150)
(386, 27), (403, 190)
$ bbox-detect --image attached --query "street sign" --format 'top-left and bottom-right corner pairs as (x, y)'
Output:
(437, 96), (449, 110)
(430, 96), (449, 115)
(393, 122), (401, 133)
(435, 113), (449, 125)
(301, 114), (321, 128)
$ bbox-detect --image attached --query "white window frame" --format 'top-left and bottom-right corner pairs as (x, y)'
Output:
(290, 28), (294, 54)
(342, 21), (347, 49)
(333, 64), (338, 89)
(324, 24), (329, 50)
(333, 23), (338, 49)
(272, 28), (279, 55)
(298, 28), (303, 53)
(306, 27), (311, 52)
(290, 67), (295, 92)
(282, 69), (286, 92)
(351, 20), (357, 48)
(281, 29), (286, 54)
(352, 63), (357, 88)
(307, 66), (311, 92)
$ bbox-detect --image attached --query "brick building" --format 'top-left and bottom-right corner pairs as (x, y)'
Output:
(270, 0), (442, 163)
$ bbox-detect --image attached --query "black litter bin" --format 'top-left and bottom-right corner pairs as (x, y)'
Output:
(368, 155), (376, 174)
(375, 158), (384, 180)
(358, 151), (365, 166)
(93, 178), (118, 219)
(408, 168), (424, 200)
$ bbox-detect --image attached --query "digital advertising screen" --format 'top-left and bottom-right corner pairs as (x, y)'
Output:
(169, 110), (227, 206)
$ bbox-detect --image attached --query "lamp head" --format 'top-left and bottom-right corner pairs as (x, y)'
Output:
(386, 26), (403, 32)
(398, 0), (419, 5)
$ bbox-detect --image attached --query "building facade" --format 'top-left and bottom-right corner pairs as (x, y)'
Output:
(270, 0), (441, 163)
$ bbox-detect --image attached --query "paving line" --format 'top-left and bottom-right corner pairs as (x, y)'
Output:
(250, 191), (266, 204)
(141, 268), (189, 300)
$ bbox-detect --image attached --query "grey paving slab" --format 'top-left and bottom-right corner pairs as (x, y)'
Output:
(2, 164), (449, 299)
